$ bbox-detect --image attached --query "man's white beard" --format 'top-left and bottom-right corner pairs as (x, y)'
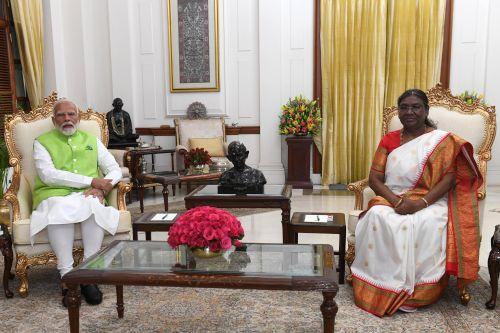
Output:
(59, 122), (78, 136)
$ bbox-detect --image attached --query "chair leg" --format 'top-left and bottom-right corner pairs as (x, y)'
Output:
(345, 243), (356, 285)
(15, 256), (30, 298)
(458, 278), (471, 306)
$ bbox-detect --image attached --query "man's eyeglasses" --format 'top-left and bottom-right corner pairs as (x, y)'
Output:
(398, 104), (423, 112)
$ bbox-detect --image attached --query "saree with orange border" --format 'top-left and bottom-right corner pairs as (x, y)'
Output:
(351, 129), (482, 317)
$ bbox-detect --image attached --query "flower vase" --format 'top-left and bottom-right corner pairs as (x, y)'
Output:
(188, 164), (205, 175)
(190, 247), (223, 258)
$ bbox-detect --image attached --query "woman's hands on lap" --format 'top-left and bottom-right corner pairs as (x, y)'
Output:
(394, 198), (426, 215)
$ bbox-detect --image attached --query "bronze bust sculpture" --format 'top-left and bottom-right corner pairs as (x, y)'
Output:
(106, 98), (139, 148)
(218, 141), (266, 194)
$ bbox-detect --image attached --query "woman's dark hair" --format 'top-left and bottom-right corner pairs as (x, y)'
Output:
(397, 89), (437, 128)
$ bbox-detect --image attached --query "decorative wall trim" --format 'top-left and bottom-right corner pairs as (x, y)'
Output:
(135, 125), (260, 136)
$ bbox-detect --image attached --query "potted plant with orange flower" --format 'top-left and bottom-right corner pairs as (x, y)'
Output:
(279, 95), (321, 136)
(279, 96), (321, 188)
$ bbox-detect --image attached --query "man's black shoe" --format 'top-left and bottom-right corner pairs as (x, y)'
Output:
(80, 284), (103, 305)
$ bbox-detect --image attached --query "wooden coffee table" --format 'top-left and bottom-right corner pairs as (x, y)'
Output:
(132, 211), (181, 240)
(184, 184), (293, 242)
(62, 241), (338, 332)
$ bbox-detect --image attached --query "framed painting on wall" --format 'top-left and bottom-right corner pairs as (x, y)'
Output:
(168, 0), (220, 92)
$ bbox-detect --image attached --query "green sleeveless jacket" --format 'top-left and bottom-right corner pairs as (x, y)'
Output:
(33, 129), (98, 209)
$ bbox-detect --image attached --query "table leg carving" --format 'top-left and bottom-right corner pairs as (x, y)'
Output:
(116, 285), (124, 318)
(321, 290), (338, 333)
(338, 231), (346, 285)
(139, 179), (145, 213)
(162, 185), (169, 211)
(281, 203), (291, 244)
(486, 226), (500, 310)
(0, 225), (14, 298)
(67, 285), (81, 333)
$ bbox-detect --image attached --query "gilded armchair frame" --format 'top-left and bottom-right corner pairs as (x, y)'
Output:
(2, 91), (131, 297)
(346, 83), (497, 287)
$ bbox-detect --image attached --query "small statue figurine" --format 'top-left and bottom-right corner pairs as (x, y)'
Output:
(106, 98), (139, 148)
(218, 141), (266, 194)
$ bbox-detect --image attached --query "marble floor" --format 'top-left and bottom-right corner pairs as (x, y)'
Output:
(128, 184), (500, 269)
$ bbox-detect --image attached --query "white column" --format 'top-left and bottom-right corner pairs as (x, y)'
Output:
(257, 0), (285, 185)
(485, 0), (500, 184)
(42, 0), (67, 97)
(108, 0), (138, 126)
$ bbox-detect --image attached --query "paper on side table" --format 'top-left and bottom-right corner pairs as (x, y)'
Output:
(151, 213), (177, 221)
(304, 214), (333, 223)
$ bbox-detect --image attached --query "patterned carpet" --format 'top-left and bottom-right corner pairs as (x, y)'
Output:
(0, 257), (498, 332)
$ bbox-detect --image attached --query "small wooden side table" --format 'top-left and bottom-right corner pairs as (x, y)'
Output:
(285, 212), (346, 284)
(486, 224), (500, 309)
(132, 212), (180, 241)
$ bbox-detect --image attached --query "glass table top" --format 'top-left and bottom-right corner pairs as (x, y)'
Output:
(191, 184), (289, 196)
(80, 241), (326, 277)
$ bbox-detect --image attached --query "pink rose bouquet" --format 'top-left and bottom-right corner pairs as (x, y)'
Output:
(167, 206), (244, 252)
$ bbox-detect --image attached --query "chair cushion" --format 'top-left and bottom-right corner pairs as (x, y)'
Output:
(189, 137), (225, 157)
(12, 210), (132, 245)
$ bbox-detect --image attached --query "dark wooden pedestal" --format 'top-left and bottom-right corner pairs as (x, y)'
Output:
(286, 136), (313, 189)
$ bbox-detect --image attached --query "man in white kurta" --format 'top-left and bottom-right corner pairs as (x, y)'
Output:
(30, 99), (122, 305)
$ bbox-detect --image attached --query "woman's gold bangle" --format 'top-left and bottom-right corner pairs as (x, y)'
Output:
(394, 197), (404, 208)
(421, 197), (429, 207)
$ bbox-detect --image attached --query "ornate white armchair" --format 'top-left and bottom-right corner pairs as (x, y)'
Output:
(1, 92), (132, 297)
(346, 84), (497, 284)
(174, 117), (232, 171)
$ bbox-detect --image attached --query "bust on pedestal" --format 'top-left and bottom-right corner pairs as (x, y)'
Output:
(106, 98), (139, 149)
(218, 142), (267, 194)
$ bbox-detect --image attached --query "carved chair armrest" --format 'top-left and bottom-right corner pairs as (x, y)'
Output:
(175, 145), (188, 154)
(107, 181), (131, 211)
(347, 178), (369, 210)
(0, 199), (11, 229)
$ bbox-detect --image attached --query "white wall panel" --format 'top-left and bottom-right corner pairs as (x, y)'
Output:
(140, 64), (157, 119)
(289, 59), (304, 98)
(237, 59), (258, 119)
(237, 0), (253, 51)
(61, 0), (87, 107)
(81, 0), (113, 113)
(290, 0), (305, 49)
(139, 2), (155, 54)
(225, 0), (259, 125)
(449, 0), (489, 95)
(450, 0), (500, 184)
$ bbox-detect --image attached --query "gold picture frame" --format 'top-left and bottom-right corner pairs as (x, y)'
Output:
(167, 0), (220, 92)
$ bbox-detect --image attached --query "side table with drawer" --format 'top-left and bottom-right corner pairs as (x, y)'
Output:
(132, 212), (180, 241)
(285, 212), (346, 284)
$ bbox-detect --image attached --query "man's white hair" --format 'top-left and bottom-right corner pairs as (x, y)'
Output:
(52, 99), (78, 116)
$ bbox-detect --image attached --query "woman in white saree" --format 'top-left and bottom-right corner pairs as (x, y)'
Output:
(351, 89), (482, 317)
